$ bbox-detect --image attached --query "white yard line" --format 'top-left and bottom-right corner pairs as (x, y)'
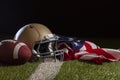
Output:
(28, 59), (63, 80)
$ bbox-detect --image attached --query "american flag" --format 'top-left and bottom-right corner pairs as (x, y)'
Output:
(57, 35), (120, 64)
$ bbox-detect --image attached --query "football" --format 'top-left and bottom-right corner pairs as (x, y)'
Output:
(0, 39), (32, 65)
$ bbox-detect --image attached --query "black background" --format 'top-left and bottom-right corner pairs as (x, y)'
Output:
(0, 0), (120, 38)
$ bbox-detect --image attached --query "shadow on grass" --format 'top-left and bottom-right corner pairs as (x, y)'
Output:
(0, 62), (30, 66)
(0, 59), (41, 66)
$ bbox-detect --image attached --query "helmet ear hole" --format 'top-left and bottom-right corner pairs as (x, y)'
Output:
(30, 26), (33, 28)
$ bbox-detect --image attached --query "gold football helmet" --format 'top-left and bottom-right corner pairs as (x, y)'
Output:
(14, 23), (64, 61)
(14, 23), (52, 49)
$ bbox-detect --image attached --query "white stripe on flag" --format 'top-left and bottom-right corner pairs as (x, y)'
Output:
(102, 48), (120, 60)
(80, 45), (86, 51)
(79, 54), (101, 60)
(75, 51), (88, 56)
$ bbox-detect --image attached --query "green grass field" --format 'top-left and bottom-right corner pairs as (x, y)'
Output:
(54, 60), (120, 80)
(0, 61), (40, 80)
(0, 36), (120, 80)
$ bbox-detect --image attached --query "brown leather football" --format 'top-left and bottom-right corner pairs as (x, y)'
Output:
(0, 39), (32, 65)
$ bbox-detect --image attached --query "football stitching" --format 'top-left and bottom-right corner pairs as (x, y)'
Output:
(13, 42), (26, 59)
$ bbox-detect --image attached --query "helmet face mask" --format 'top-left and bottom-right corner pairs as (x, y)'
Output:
(14, 23), (64, 62)
(32, 34), (64, 62)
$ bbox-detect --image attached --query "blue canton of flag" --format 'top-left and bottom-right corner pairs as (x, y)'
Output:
(56, 34), (85, 51)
